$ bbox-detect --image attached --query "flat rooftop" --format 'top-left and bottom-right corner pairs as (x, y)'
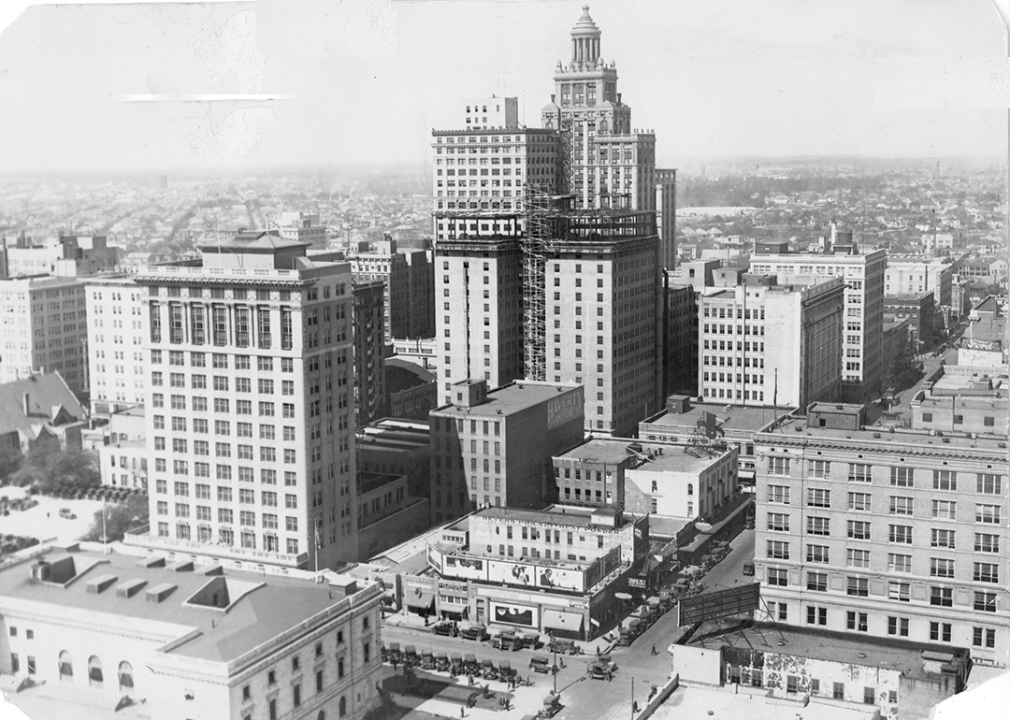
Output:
(555, 438), (729, 473)
(433, 381), (581, 417)
(763, 415), (1008, 452)
(473, 505), (626, 530)
(690, 622), (966, 682)
(642, 403), (796, 435)
(0, 546), (372, 663)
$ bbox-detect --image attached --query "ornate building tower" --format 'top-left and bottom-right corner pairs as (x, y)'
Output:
(541, 6), (658, 214)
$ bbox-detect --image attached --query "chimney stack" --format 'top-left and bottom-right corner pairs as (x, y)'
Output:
(23, 393), (30, 417)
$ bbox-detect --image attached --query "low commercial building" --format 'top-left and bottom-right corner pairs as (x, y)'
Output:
(885, 292), (936, 350)
(640, 395), (795, 486)
(552, 437), (737, 521)
(99, 440), (147, 489)
(910, 377), (1008, 436)
(416, 506), (650, 640)
(672, 623), (971, 720)
(355, 471), (429, 562)
(428, 379), (585, 525)
(385, 358), (436, 421)
(0, 543), (383, 720)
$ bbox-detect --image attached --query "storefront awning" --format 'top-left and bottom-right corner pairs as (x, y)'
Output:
(405, 591), (435, 609)
(543, 608), (584, 633)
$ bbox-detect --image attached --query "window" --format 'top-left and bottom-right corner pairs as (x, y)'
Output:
(972, 627), (997, 649)
(890, 466), (913, 487)
(768, 485), (790, 504)
(806, 545), (829, 563)
(767, 568), (788, 586)
(887, 617), (909, 637)
(889, 496), (913, 516)
(58, 650), (73, 679)
(977, 473), (1001, 494)
(808, 460), (830, 478)
(848, 492), (871, 512)
(976, 504), (1001, 524)
(768, 457), (790, 476)
(846, 611), (868, 632)
(974, 562), (999, 584)
(807, 516), (830, 536)
(833, 682), (844, 700)
(974, 591), (997, 613)
(847, 521), (870, 540)
(975, 532), (999, 553)
(766, 541), (789, 560)
(847, 577), (868, 597)
(807, 572), (827, 592)
(888, 582), (910, 602)
(847, 549), (870, 568)
(293, 683), (301, 708)
(807, 488), (830, 508)
(848, 463), (871, 483)
(933, 470), (957, 491)
(806, 606), (827, 626)
(887, 553), (911, 573)
(932, 500), (956, 520)
(930, 586), (952, 607)
(929, 622), (952, 643)
(863, 687), (875, 705)
(767, 513), (789, 532)
(930, 558), (955, 578)
(931, 528), (955, 549)
(889, 525), (912, 544)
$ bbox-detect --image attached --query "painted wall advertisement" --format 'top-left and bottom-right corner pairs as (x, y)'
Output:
(490, 601), (539, 628)
(546, 387), (584, 430)
(488, 560), (536, 587)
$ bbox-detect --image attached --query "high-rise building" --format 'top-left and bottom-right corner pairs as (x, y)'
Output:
(1, 233), (120, 278)
(351, 280), (387, 427)
(697, 277), (845, 408)
(350, 237), (435, 341)
(129, 231), (359, 570)
(750, 241), (886, 404)
(655, 169), (678, 270)
(85, 274), (147, 416)
(462, 95), (518, 130)
(0, 275), (87, 394)
(752, 402), (1009, 667)
(428, 379), (584, 525)
(543, 209), (663, 436)
(435, 217), (526, 404)
(274, 211), (328, 251)
(540, 6), (659, 212)
(431, 128), (560, 240)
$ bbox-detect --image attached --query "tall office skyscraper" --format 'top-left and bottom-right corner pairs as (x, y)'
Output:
(85, 274), (147, 416)
(431, 6), (672, 433)
(132, 232), (359, 569)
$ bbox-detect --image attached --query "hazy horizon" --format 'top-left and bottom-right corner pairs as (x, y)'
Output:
(0, 0), (1006, 175)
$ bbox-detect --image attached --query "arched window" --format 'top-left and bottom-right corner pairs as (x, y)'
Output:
(339, 696), (347, 717)
(118, 661), (134, 690)
(88, 656), (103, 686)
(317, 711), (326, 720)
(58, 651), (73, 680)
(687, 483), (694, 496)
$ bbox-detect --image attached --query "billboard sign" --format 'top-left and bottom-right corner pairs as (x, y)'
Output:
(675, 583), (760, 626)
(490, 601), (538, 628)
(444, 555), (487, 581)
(536, 566), (584, 592)
(488, 560), (536, 587)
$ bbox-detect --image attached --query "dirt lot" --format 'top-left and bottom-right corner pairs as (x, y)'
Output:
(0, 485), (106, 543)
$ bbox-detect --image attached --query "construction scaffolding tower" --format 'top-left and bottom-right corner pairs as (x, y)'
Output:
(522, 183), (553, 382)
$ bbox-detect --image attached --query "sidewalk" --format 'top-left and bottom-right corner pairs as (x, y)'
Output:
(382, 610), (617, 657)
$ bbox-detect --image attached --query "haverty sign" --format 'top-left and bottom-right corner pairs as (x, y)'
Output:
(546, 387), (584, 430)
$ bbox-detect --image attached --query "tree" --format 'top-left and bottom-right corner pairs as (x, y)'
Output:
(10, 446), (101, 493)
(0, 446), (23, 483)
(83, 494), (149, 543)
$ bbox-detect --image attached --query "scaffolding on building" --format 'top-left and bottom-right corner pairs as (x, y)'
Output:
(521, 184), (553, 382)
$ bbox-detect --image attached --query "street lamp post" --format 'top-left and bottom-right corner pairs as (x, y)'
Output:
(631, 676), (635, 719)
(550, 631), (558, 695)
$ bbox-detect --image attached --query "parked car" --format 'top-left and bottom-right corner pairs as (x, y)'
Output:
(461, 624), (489, 642)
(529, 656), (557, 675)
(58, 508), (75, 520)
(432, 621), (458, 637)
(491, 631), (522, 651)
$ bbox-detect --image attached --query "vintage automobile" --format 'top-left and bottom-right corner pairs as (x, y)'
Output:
(463, 653), (480, 675)
(420, 650), (436, 670)
(461, 624), (489, 642)
(435, 653), (451, 672)
(529, 656), (558, 675)
(481, 658), (498, 680)
(586, 660), (616, 681)
(432, 621), (458, 637)
(498, 659), (515, 682)
(450, 653), (464, 676)
(546, 638), (582, 655)
(491, 631), (522, 651)
(403, 646), (418, 667)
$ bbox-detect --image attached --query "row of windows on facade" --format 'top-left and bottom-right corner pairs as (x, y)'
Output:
(775, 483), (1003, 510)
(764, 542), (1001, 583)
(725, 664), (897, 705)
(766, 603), (998, 653)
(149, 395), (348, 421)
(765, 460), (1003, 490)
(150, 304), (295, 348)
(154, 523), (307, 552)
(155, 502), (301, 529)
(150, 286), (343, 301)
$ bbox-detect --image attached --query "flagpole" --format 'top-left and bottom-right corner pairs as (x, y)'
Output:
(101, 498), (108, 543)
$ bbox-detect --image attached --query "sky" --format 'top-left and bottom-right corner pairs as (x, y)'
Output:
(0, 0), (1006, 174)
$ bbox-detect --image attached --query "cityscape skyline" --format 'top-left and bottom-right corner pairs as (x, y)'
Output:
(0, 0), (1006, 175)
